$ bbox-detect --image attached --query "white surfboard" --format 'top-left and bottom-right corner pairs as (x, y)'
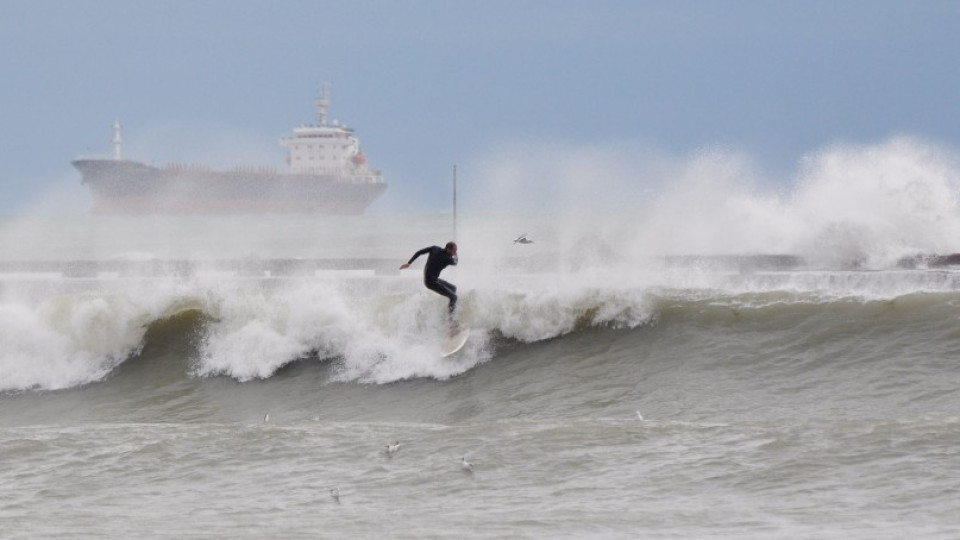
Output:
(442, 325), (471, 357)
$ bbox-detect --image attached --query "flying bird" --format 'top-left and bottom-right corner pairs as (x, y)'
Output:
(513, 233), (533, 245)
(330, 487), (341, 504)
(385, 441), (401, 456)
(460, 457), (473, 473)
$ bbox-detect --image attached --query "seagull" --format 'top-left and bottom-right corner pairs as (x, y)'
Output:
(635, 410), (644, 421)
(513, 233), (533, 245)
(385, 441), (401, 456)
(460, 457), (473, 473)
(263, 412), (270, 423)
(330, 487), (341, 504)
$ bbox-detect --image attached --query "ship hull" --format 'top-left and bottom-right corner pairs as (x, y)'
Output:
(73, 159), (387, 214)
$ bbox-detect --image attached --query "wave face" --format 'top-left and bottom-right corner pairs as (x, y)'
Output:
(2, 266), (959, 402)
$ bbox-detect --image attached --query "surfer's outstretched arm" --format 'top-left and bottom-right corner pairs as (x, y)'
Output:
(400, 246), (433, 269)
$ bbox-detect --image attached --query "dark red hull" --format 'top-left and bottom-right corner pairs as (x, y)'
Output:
(73, 159), (387, 214)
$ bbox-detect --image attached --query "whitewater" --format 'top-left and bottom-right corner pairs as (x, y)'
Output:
(2, 138), (960, 538)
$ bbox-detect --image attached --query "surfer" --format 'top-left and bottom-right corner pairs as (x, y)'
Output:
(400, 241), (459, 316)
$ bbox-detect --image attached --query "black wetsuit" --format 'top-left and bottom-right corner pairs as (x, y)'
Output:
(407, 246), (458, 313)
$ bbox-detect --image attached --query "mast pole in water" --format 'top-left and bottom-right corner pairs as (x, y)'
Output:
(113, 120), (122, 160)
(453, 164), (457, 242)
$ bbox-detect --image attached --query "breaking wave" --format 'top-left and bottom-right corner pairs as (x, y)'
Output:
(3, 266), (960, 393)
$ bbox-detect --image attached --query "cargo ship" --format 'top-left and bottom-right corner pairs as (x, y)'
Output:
(73, 85), (386, 214)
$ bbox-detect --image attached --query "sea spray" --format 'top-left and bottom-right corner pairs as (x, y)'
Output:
(466, 136), (960, 270)
(790, 137), (960, 267)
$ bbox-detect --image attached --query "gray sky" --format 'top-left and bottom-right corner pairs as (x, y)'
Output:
(2, 0), (959, 213)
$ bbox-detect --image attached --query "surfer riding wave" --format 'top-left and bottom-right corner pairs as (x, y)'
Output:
(400, 242), (458, 316)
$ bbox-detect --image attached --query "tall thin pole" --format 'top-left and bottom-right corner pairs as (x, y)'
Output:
(113, 120), (122, 161)
(452, 164), (457, 242)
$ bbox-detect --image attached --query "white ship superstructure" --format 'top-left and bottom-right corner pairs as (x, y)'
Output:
(281, 84), (376, 180)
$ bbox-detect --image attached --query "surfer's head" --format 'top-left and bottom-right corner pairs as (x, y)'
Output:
(445, 241), (457, 255)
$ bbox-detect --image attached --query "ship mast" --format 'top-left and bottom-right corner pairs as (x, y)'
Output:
(315, 83), (331, 126)
(113, 120), (123, 160)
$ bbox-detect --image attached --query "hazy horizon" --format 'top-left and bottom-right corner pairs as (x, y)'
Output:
(2, 1), (960, 216)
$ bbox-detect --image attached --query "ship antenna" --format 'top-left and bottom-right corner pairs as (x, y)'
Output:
(113, 120), (123, 160)
(316, 83), (331, 126)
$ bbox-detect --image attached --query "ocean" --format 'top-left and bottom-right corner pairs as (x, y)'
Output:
(3, 141), (960, 538)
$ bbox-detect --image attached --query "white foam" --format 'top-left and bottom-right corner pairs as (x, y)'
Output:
(0, 284), (190, 391)
(3, 262), (959, 391)
(194, 279), (492, 384)
(191, 269), (667, 384)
